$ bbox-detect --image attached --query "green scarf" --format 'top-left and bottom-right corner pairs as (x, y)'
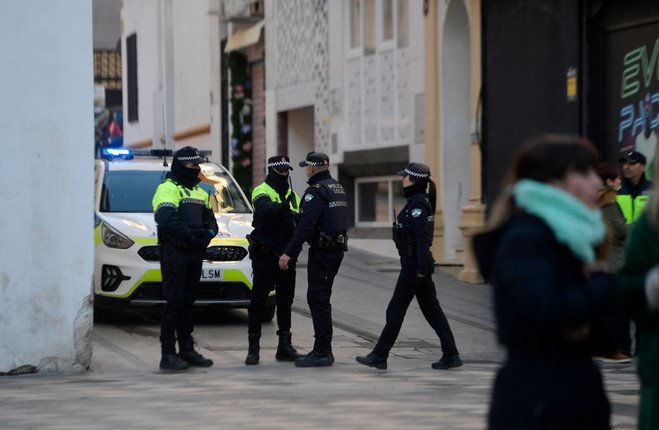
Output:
(513, 179), (605, 262)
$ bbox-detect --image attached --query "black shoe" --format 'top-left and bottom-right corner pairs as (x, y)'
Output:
(245, 333), (260, 365)
(160, 353), (190, 371)
(179, 349), (214, 367)
(275, 331), (299, 361)
(295, 350), (334, 367)
(431, 354), (463, 369)
(355, 352), (387, 370)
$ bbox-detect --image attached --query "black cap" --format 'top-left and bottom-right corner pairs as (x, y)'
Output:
(299, 151), (329, 167)
(397, 162), (431, 179)
(618, 151), (647, 165)
(174, 146), (205, 164)
(266, 155), (294, 171)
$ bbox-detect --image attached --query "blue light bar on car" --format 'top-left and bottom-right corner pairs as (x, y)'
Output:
(102, 148), (133, 158)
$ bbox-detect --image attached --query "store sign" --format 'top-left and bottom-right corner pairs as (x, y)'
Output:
(605, 21), (659, 177)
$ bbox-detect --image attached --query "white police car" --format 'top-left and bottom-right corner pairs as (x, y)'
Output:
(93, 149), (273, 319)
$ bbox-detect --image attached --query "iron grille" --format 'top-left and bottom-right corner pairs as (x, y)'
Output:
(137, 245), (248, 262)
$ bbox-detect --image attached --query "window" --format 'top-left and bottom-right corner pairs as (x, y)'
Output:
(398, 0), (408, 48)
(348, 0), (407, 53)
(382, 0), (394, 41)
(364, 0), (376, 55)
(349, 0), (361, 49)
(126, 33), (138, 122)
(355, 176), (405, 226)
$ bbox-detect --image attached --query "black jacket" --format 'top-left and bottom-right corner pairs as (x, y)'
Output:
(473, 212), (615, 353)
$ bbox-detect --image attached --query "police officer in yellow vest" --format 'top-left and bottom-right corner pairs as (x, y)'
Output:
(152, 146), (218, 371)
(245, 156), (302, 365)
(617, 151), (653, 224)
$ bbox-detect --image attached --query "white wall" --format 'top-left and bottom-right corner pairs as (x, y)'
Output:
(122, 0), (161, 147)
(122, 0), (216, 157)
(0, 2), (93, 373)
(173, 0), (211, 133)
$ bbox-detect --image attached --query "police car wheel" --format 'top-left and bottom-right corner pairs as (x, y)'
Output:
(262, 304), (276, 322)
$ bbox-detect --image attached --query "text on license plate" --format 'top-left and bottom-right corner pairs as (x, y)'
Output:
(200, 268), (222, 280)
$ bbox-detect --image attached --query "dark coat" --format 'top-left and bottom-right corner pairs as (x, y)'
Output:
(474, 212), (615, 429)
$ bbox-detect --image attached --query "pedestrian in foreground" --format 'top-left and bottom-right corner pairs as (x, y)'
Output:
(617, 146), (659, 430)
(356, 163), (461, 370)
(245, 156), (301, 365)
(279, 152), (348, 367)
(152, 146), (217, 371)
(473, 135), (616, 429)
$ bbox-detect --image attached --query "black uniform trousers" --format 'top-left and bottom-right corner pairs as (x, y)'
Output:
(248, 250), (296, 335)
(159, 244), (203, 354)
(307, 246), (344, 355)
(372, 256), (458, 358)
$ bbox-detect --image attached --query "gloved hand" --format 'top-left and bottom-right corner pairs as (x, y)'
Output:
(645, 264), (659, 312)
(278, 202), (290, 213)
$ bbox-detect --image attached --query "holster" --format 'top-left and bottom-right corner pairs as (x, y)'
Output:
(317, 232), (348, 251)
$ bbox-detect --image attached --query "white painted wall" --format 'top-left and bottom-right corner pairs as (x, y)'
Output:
(440, 0), (471, 260)
(0, 2), (93, 373)
(122, 0), (217, 158)
(122, 0), (161, 147)
(173, 0), (211, 133)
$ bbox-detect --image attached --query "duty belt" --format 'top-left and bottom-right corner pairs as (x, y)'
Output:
(316, 232), (348, 251)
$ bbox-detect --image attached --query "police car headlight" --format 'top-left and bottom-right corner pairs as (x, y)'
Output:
(101, 222), (135, 249)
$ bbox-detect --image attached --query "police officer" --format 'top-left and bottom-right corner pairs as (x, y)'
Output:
(617, 151), (653, 224)
(356, 163), (461, 370)
(245, 156), (302, 365)
(152, 146), (217, 371)
(278, 152), (348, 367)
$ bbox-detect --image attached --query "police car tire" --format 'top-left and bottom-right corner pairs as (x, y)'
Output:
(262, 304), (276, 322)
(93, 306), (112, 323)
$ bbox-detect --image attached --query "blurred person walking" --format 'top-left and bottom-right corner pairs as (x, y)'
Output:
(355, 163), (461, 370)
(473, 135), (616, 429)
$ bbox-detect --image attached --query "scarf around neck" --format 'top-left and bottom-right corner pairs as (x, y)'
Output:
(513, 179), (605, 262)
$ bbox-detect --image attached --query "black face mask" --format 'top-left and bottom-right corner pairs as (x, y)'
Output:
(171, 160), (201, 188)
(266, 169), (290, 195)
(403, 182), (427, 199)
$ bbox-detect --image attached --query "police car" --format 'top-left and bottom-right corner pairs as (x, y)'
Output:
(93, 148), (273, 319)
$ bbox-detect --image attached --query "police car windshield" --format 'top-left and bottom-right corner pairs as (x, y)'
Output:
(100, 170), (251, 214)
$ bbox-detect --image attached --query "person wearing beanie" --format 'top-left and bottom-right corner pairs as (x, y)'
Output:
(152, 146), (218, 371)
(356, 163), (461, 371)
(244, 155), (301, 365)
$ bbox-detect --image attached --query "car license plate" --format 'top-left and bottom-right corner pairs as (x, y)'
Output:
(200, 268), (222, 280)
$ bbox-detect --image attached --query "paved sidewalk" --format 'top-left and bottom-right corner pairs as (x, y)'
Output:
(0, 245), (640, 429)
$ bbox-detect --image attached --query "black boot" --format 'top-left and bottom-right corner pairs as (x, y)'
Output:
(294, 350), (334, 367)
(245, 333), (260, 365)
(431, 354), (463, 370)
(160, 352), (189, 371)
(179, 337), (214, 367)
(355, 352), (387, 370)
(275, 331), (299, 361)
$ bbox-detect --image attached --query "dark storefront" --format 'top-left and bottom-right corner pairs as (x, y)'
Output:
(482, 0), (659, 206)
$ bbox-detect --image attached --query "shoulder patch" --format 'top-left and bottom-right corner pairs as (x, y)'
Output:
(304, 194), (314, 202)
(411, 208), (423, 217)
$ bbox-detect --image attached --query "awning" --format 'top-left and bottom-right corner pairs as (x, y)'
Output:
(224, 20), (265, 53)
